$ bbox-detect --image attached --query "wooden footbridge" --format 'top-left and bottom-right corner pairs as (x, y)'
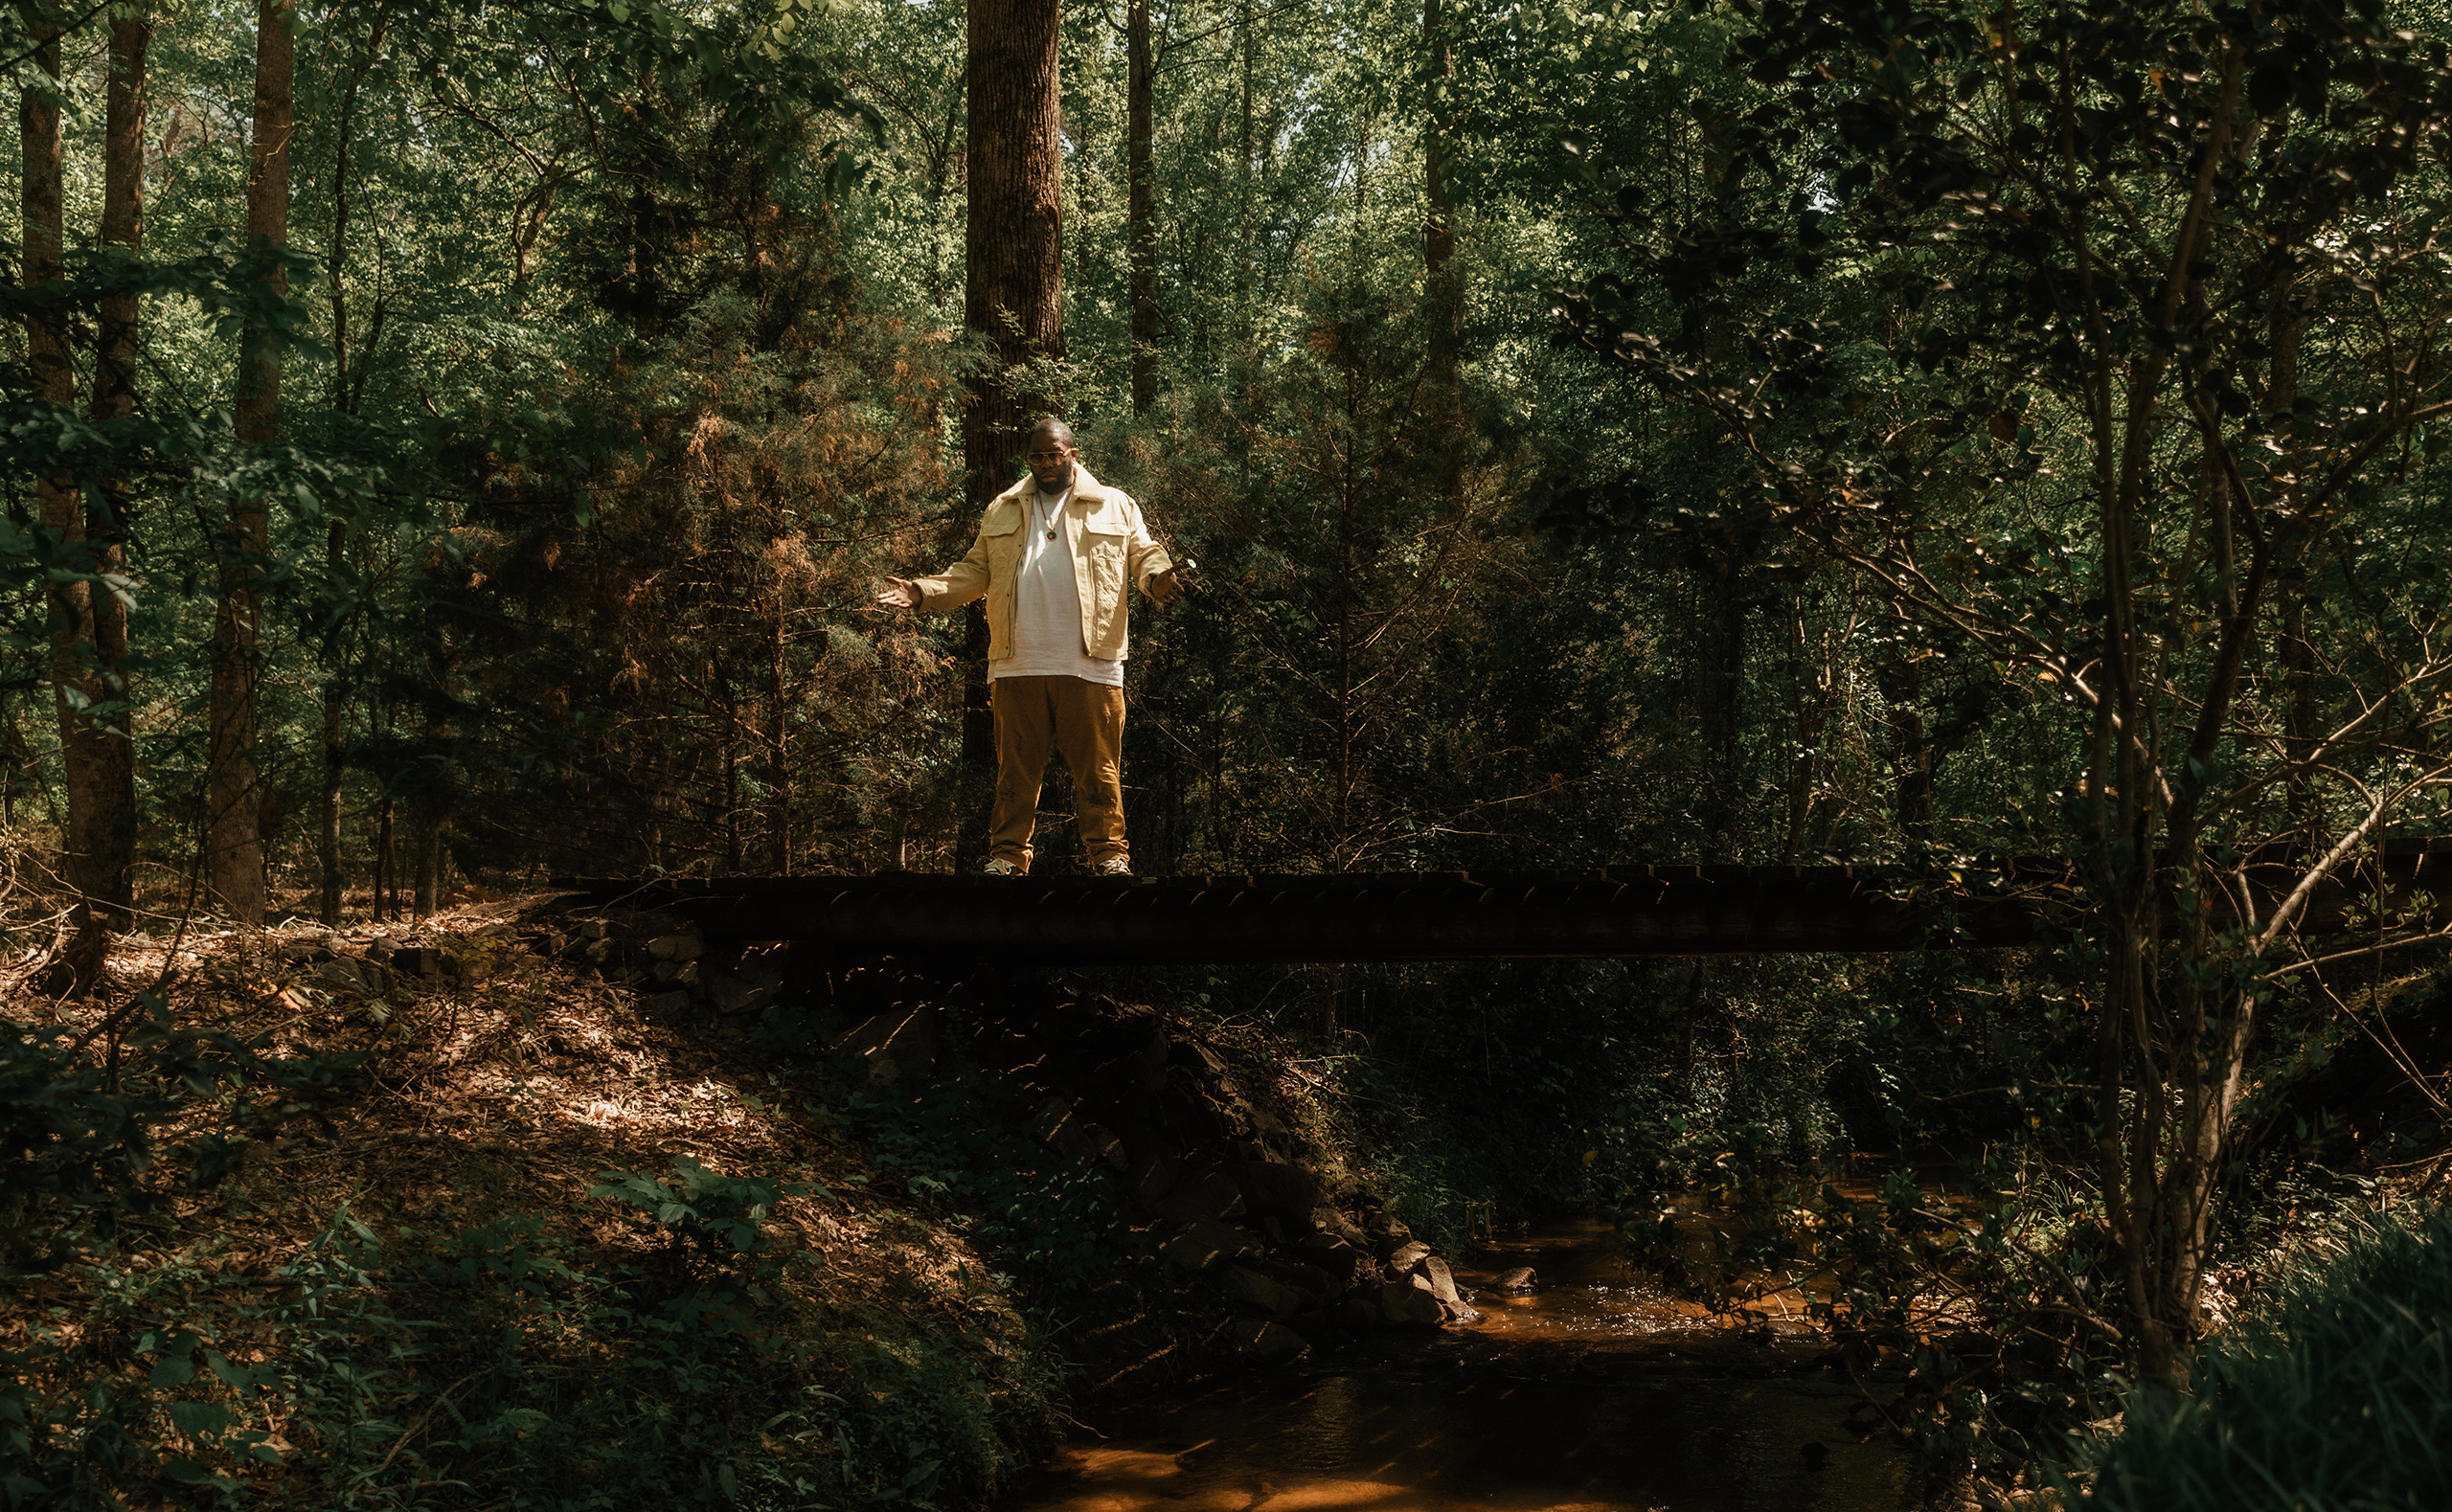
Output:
(553, 839), (2452, 966)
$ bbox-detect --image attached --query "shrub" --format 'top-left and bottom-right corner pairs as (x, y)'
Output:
(2081, 1207), (2452, 1511)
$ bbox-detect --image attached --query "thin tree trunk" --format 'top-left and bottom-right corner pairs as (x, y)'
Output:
(709, 653), (745, 874)
(1333, 431), (1355, 865)
(3, 698), (30, 826)
(961, 0), (1065, 869)
(374, 793), (394, 921)
(1781, 600), (1829, 866)
(1890, 656), (1931, 841)
(1694, 554), (1748, 845)
(412, 811), (438, 915)
(1127, 0), (1157, 415)
(210, 0), (295, 923)
(319, 662), (346, 923)
(724, 740), (744, 875)
(768, 620), (792, 875)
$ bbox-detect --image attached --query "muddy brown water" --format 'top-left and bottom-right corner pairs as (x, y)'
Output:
(1003, 1223), (1916, 1512)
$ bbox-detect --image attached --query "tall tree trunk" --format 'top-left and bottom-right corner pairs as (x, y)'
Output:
(318, 671), (346, 922)
(1422, 0), (1458, 388)
(83, 7), (147, 924)
(210, 0), (295, 923)
(1333, 461), (1356, 866)
(1422, 0), (1464, 506)
(1235, 0), (1254, 356)
(2265, 293), (2316, 829)
(23, 5), (113, 996)
(961, 0), (1065, 869)
(411, 811), (438, 916)
(320, 11), (380, 926)
(1126, 0), (1157, 416)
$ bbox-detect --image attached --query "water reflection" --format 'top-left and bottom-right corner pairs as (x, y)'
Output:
(1005, 1224), (1913, 1512)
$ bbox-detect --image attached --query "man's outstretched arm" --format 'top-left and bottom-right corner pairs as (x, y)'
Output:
(1125, 502), (1184, 604)
(877, 528), (993, 611)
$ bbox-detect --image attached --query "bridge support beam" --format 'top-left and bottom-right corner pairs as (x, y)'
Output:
(551, 844), (2452, 967)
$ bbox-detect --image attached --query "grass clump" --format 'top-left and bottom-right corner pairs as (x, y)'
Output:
(2084, 1206), (2452, 1511)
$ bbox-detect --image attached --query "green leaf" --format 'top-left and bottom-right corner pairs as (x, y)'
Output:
(168, 1401), (233, 1436)
(150, 1356), (194, 1388)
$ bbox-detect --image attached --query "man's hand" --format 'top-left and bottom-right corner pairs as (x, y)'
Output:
(1145, 567), (1185, 606)
(876, 576), (922, 610)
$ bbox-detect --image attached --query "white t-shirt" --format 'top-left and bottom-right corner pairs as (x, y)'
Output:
(990, 482), (1126, 688)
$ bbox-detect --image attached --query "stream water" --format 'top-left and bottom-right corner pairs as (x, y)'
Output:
(1003, 1223), (1917, 1512)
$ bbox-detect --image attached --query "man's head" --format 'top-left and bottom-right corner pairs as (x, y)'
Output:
(1026, 418), (1078, 493)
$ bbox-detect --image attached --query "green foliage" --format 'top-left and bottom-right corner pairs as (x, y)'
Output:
(2080, 1207), (2452, 1510)
(11, 0), (2452, 1503)
(1619, 1134), (2131, 1479)
(1, 996), (373, 1266)
(1, 1178), (1042, 1510)
(0, 986), (1067, 1512)
(589, 1157), (820, 1262)
(843, 1077), (1127, 1298)
(0, 1028), (159, 1269)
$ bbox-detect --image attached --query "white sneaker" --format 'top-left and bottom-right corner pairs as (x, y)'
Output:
(1094, 857), (1132, 877)
(982, 857), (1025, 876)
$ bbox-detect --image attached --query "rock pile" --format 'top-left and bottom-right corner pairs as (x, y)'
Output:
(516, 900), (793, 1021)
(272, 918), (523, 994)
(516, 895), (1485, 1374)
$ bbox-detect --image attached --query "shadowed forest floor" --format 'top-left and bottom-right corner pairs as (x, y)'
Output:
(5, 908), (1078, 1504)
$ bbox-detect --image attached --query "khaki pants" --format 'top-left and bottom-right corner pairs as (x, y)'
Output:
(990, 676), (1127, 870)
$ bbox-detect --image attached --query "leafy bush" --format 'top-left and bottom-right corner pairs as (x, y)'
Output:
(842, 1079), (1125, 1297)
(1612, 1133), (2135, 1480)
(589, 1156), (817, 1261)
(0, 1026), (1057, 1512)
(0, 1027), (161, 1267)
(1, 1170), (1053, 1510)
(2080, 1207), (2452, 1511)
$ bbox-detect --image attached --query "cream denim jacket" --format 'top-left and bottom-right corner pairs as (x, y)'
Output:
(912, 464), (1173, 663)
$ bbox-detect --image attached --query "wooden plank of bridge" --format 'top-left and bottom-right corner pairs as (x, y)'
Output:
(545, 841), (2452, 966)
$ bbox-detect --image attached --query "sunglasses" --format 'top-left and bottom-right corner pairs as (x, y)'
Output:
(1026, 448), (1075, 463)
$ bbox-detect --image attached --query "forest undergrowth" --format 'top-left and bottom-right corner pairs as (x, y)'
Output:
(7, 885), (2451, 1511)
(0, 898), (1080, 1510)
(1212, 953), (2452, 1506)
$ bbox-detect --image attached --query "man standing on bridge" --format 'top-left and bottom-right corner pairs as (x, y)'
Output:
(876, 419), (1183, 876)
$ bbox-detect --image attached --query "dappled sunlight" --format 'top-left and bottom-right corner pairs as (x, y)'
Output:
(40, 907), (970, 1319)
(9, 908), (1070, 1503)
